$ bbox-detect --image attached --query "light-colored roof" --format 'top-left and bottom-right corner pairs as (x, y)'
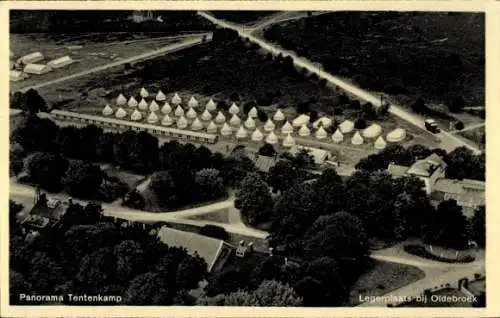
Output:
(147, 111), (159, 124)
(138, 98), (149, 110)
(273, 109), (285, 121)
(339, 120), (354, 133)
(229, 114), (241, 126)
(351, 131), (364, 145)
(315, 127), (328, 139)
(215, 111), (226, 124)
(363, 123), (382, 138)
(386, 128), (406, 142)
(236, 126), (248, 139)
(149, 100), (160, 112)
(191, 117), (203, 131)
(161, 114), (173, 126)
(292, 114), (310, 127)
(140, 87), (149, 98)
(290, 145), (330, 165)
(161, 102), (172, 114)
(177, 116), (188, 129)
(206, 121), (218, 133)
(156, 90), (167, 101)
(157, 226), (227, 272)
(332, 129), (343, 143)
(102, 104), (113, 116)
(244, 116), (256, 129)
(387, 164), (409, 178)
(406, 153), (446, 177)
(248, 106), (258, 118)
(374, 136), (387, 150)
(131, 109), (142, 121)
(221, 123), (233, 136)
(116, 94), (127, 105)
(23, 63), (51, 74)
(299, 124), (311, 137)
(313, 117), (333, 129)
(229, 103), (240, 115)
(266, 131), (278, 144)
(252, 128), (264, 141)
(206, 99), (217, 111)
(188, 96), (199, 108)
(434, 178), (485, 208)
(10, 70), (27, 81)
(174, 105), (185, 117)
(19, 52), (44, 64)
(115, 107), (127, 119)
(201, 109), (212, 121)
(264, 119), (275, 132)
(281, 121), (293, 134)
(186, 107), (197, 119)
(171, 92), (182, 105)
(128, 96), (138, 107)
(47, 55), (74, 69)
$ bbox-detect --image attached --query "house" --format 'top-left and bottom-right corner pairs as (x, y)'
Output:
(18, 51), (44, 65)
(157, 226), (234, 272)
(23, 63), (52, 75)
(289, 145), (332, 165)
(47, 55), (74, 69)
(21, 193), (72, 232)
(387, 153), (485, 215)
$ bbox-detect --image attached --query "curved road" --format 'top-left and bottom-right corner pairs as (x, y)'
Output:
(197, 11), (481, 155)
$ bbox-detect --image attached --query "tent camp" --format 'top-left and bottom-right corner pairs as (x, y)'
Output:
(229, 103), (240, 115)
(374, 136), (387, 150)
(10, 70), (28, 82)
(248, 106), (258, 118)
(161, 102), (172, 114)
(156, 90), (167, 101)
(251, 129), (264, 142)
(221, 123), (233, 136)
(299, 124), (311, 137)
(188, 96), (199, 108)
(313, 117), (333, 129)
(315, 127), (328, 140)
(47, 56), (74, 69)
(177, 116), (188, 129)
(331, 129), (344, 143)
(149, 101), (160, 112)
(102, 104), (113, 116)
(191, 118), (203, 131)
(131, 109), (142, 121)
(207, 121), (218, 133)
(245, 116), (256, 129)
(273, 109), (285, 122)
(236, 126), (248, 139)
(186, 107), (197, 119)
(386, 128), (407, 142)
(290, 146), (331, 165)
(140, 87), (149, 98)
(281, 121), (294, 134)
(138, 98), (149, 110)
(161, 114), (173, 126)
(292, 114), (310, 127)
(171, 93), (182, 105)
(339, 120), (354, 133)
(116, 94), (127, 106)
(206, 99), (217, 111)
(362, 123), (382, 138)
(115, 107), (127, 119)
(229, 114), (241, 126)
(351, 131), (364, 145)
(23, 63), (52, 75)
(18, 52), (44, 65)
(147, 111), (159, 124)
(282, 134), (295, 147)
(266, 132), (278, 145)
(201, 110), (212, 121)
(215, 112), (226, 124)
(174, 105), (185, 117)
(264, 119), (275, 132)
(128, 97), (138, 108)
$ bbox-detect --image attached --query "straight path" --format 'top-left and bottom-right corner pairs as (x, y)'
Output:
(449, 122), (485, 135)
(197, 11), (481, 155)
(18, 34), (212, 93)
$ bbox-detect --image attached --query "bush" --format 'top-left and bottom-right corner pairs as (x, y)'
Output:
(403, 244), (475, 263)
(258, 144), (277, 157)
(257, 109), (268, 122)
(354, 118), (367, 129)
(455, 121), (465, 130)
(199, 225), (229, 241)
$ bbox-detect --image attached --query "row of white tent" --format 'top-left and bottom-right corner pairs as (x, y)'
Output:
(14, 51), (74, 69)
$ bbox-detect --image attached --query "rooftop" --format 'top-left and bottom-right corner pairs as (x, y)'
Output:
(406, 153), (446, 177)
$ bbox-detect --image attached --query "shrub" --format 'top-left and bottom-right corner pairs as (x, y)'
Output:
(354, 118), (367, 129)
(199, 225), (229, 241)
(455, 121), (465, 130)
(403, 244), (475, 263)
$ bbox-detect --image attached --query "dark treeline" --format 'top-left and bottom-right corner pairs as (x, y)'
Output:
(210, 11), (278, 24)
(10, 10), (214, 34)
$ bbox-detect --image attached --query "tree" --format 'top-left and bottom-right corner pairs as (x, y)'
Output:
(258, 144), (277, 157)
(309, 110), (319, 123)
(123, 272), (172, 305)
(471, 205), (485, 248)
(149, 170), (179, 207)
(423, 199), (469, 249)
(10, 143), (26, 176)
(195, 168), (225, 200)
(444, 146), (484, 181)
(292, 149), (314, 169)
(10, 271), (33, 305)
(25, 152), (69, 192)
(411, 97), (427, 114)
(12, 116), (59, 152)
(23, 88), (47, 113)
(257, 109), (268, 122)
(61, 161), (104, 199)
(362, 102), (377, 120)
(267, 160), (301, 193)
(448, 95), (465, 113)
(199, 225), (229, 241)
(354, 118), (367, 129)
(76, 247), (116, 289)
(123, 189), (146, 210)
(176, 254), (208, 290)
(114, 240), (145, 282)
(9, 200), (24, 227)
(406, 144), (432, 161)
(235, 173), (274, 226)
(27, 251), (66, 293)
(230, 92), (240, 101)
(455, 121), (465, 131)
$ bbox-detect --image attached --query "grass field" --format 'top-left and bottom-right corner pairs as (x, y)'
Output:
(349, 259), (426, 306)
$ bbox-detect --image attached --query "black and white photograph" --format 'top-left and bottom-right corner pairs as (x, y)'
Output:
(6, 7), (487, 311)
